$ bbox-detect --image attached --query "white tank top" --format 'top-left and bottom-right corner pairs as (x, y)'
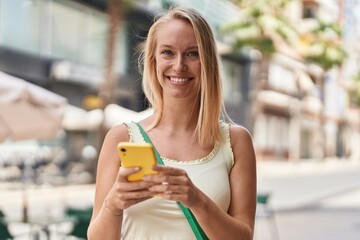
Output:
(121, 122), (234, 240)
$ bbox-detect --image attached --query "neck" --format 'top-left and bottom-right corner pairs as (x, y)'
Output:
(159, 96), (200, 132)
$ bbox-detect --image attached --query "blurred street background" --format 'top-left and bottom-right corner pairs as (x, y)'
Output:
(0, 0), (360, 239)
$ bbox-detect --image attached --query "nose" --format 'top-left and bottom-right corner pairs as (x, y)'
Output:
(173, 55), (187, 73)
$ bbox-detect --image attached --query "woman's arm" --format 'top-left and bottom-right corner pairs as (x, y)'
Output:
(191, 125), (257, 239)
(87, 124), (157, 239)
(145, 125), (257, 240)
(87, 124), (128, 240)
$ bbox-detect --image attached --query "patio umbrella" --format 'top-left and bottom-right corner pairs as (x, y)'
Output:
(104, 104), (153, 128)
(61, 104), (153, 131)
(62, 105), (103, 131)
(0, 71), (68, 142)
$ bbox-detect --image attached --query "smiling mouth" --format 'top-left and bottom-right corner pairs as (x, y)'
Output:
(168, 76), (192, 83)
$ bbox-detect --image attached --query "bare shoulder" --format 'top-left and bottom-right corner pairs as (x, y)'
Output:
(229, 124), (253, 146)
(98, 123), (130, 165)
(229, 124), (256, 164)
(104, 123), (130, 144)
(96, 123), (130, 181)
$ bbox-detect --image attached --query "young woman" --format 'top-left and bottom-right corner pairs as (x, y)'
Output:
(87, 6), (257, 240)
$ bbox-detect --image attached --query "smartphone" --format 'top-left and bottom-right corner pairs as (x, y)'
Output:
(117, 142), (158, 181)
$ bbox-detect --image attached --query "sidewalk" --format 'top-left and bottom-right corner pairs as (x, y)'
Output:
(257, 158), (360, 178)
(256, 158), (360, 211)
(255, 158), (360, 240)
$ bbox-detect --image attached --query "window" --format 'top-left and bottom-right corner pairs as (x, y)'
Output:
(253, 113), (290, 159)
(302, 1), (318, 19)
(0, 0), (128, 73)
(222, 59), (243, 105)
(51, 0), (85, 61)
(0, 0), (41, 54)
(268, 63), (297, 94)
(78, 10), (108, 67)
(50, 0), (125, 71)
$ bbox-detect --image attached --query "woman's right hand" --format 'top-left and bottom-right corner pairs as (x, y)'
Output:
(105, 166), (156, 212)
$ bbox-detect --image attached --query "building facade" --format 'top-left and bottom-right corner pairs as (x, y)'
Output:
(0, 0), (252, 112)
(1, 0), (358, 162)
(0, 0), (254, 160)
(251, 0), (360, 161)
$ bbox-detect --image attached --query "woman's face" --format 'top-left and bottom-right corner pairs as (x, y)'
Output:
(155, 19), (201, 100)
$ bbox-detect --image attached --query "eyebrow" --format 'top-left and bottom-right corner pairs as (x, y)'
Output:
(158, 44), (198, 50)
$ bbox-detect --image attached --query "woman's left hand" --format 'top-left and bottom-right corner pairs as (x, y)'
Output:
(142, 165), (202, 208)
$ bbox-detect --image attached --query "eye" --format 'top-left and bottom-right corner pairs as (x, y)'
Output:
(161, 50), (173, 55)
(187, 51), (199, 57)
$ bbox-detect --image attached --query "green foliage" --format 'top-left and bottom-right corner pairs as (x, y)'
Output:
(250, 7), (262, 18)
(221, 0), (298, 58)
(223, 0), (346, 71)
(305, 46), (347, 71)
(313, 21), (342, 36)
(303, 20), (347, 70)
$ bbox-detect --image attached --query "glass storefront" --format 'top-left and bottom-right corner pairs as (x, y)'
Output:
(0, 0), (41, 54)
(0, 0), (126, 73)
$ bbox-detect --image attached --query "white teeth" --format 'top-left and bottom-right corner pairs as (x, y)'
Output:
(170, 77), (190, 83)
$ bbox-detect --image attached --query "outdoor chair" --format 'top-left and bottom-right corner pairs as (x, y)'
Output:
(0, 215), (38, 240)
(67, 216), (91, 239)
(64, 206), (92, 239)
(256, 193), (280, 240)
(0, 219), (13, 240)
(65, 207), (92, 218)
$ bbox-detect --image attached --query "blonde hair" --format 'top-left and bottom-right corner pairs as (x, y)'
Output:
(140, 6), (226, 145)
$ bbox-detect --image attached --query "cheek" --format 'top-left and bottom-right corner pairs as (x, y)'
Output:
(156, 64), (163, 78)
(194, 63), (201, 79)
(156, 59), (170, 76)
(194, 63), (202, 88)
(156, 68), (162, 81)
(155, 60), (166, 87)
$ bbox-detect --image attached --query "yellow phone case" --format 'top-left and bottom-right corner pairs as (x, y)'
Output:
(117, 142), (157, 181)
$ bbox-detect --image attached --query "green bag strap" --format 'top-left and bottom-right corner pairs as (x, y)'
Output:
(135, 122), (208, 240)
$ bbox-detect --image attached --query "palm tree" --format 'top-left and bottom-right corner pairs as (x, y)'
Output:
(100, 0), (123, 110)
(94, 0), (123, 154)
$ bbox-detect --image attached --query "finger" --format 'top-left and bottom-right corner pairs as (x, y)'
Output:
(159, 192), (187, 202)
(161, 192), (177, 200)
(120, 197), (153, 209)
(159, 192), (196, 207)
(116, 180), (156, 192)
(118, 189), (155, 200)
(152, 165), (187, 176)
(143, 174), (189, 186)
(116, 166), (141, 182)
(148, 183), (189, 194)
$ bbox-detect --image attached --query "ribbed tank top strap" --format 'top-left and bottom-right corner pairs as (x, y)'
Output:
(124, 122), (145, 143)
(219, 122), (235, 169)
